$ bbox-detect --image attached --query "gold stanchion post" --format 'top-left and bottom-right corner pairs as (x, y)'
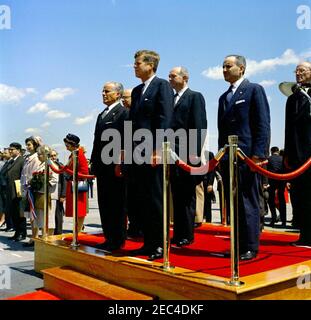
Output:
(227, 135), (244, 286)
(215, 171), (227, 226)
(162, 142), (174, 271)
(71, 150), (79, 248)
(42, 147), (50, 240)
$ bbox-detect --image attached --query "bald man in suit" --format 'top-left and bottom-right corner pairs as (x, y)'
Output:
(168, 66), (207, 247)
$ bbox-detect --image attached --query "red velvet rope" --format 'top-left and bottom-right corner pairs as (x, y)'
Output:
(175, 158), (219, 175)
(241, 156), (311, 181)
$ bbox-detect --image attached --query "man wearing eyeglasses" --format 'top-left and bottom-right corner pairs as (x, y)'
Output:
(284, 61), (311, 248)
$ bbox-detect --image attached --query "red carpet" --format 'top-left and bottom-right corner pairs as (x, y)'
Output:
(63, 224), (311, 278)
(7, 290), (61, 300)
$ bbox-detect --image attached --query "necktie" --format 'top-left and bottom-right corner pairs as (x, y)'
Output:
(174, 92), (179, 106)
(101, 107), (109, 119)
(226, 85), (234, 104)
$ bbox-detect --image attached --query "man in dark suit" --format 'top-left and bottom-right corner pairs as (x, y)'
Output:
(4, 143), (26, 241)
(129, 50), (174, 260)
(267, 146), (286, 227)
(284, 61), (311, 247)
(218, 55), (270, 260)
(91, 81), (129, 251)
(168, 66), (207, 246)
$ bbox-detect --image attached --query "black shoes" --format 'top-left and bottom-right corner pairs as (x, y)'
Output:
(148, 247), (163, 261)
(171, 238), (193, 247)
(14, 234), (27, 242)
(240, 251), (257, 261)
(130, 246), (164, 260)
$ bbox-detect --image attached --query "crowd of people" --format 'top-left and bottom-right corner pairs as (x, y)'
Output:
(0, 50), (310, 261)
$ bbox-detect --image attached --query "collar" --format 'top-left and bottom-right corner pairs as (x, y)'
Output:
(143, 74), (156, 87)
(231, 77), (245, 90)
(176, 85), (189, 98)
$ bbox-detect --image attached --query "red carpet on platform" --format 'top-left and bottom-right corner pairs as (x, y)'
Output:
(63, 224), (310, 278)
(7, 290), (61, 300)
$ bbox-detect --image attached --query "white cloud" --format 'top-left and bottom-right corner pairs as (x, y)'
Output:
(0, 84), (36, 104)
(74, 109), (99, 125)
(202, 49), (305, 80)
(45, 109), (71, 119)
(259, 80), (277, 88)
(25, 88), (38, 94)
(27, 102), (49, 113)
(41, 122), (51, 128)
(44, 88), (75, 101)
(25, 128), (41, 134)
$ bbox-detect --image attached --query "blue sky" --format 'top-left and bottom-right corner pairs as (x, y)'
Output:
(0, 0), (310, 161)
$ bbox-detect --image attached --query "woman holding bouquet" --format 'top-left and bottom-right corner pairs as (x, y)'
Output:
(28, 145), (57, 244)
(21, 136), (42, 247)
(63, 134), (89, 232)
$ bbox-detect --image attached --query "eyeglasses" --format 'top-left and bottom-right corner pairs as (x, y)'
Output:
(8, 148), (16, 151)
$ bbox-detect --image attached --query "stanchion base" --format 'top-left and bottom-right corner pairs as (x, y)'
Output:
(226, 280), (244, 287)
(70, 242), (80, 249)
(160, 265), (175, 272)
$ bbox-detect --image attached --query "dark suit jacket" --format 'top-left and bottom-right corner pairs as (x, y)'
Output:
(5, 156), (24, 201)
(218, 79), (270, 158)
(171, 88), (207, 161)
(91, 103), (129, 175)
(130, 76), (174, 150)
(284, 89), (311, 168)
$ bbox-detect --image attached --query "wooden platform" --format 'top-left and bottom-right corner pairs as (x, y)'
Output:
(34, 234), (311, 300)
(42, 266), (154, 300)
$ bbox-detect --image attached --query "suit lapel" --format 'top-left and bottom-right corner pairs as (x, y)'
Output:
(223, 79), (249, 117)
(140, 76), (157, 102)
(174, 88), (190, 109)
(103, 103), (122, 123)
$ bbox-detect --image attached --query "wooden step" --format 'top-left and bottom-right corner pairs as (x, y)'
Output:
(42, 266), (154, 300)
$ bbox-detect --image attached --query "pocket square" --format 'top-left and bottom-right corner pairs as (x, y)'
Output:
(235, 99), (245, 105)
(144, 98), (149, 101)
(105, 121), (113, 124)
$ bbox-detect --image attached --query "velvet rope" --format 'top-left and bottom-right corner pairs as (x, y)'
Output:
(175, 157), (219, 175)
(240, 154), (311, 181)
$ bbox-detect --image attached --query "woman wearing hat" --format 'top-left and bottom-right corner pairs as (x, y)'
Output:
(63, 134), (89, 232)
